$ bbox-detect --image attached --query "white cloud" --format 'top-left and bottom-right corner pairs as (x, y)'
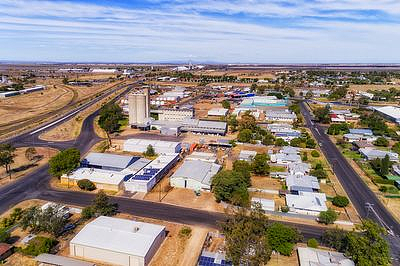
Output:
(0, 0), (399, 62)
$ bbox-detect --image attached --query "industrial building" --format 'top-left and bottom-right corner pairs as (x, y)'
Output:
(170, 159), (221, 191)
(123, 139), (182, 154)
(155, 108), (194, 121)
(239, 96), (287, 108)
(81, 152), (139, 171)
(152, 119), (228, 136)
(0, 85), (44, 98)
(374, 106), (400, 124)
(265, 110), (297, 123)
(129, 89), (151, 128)
(186, 151), (217, 163)
(207, 108), (229, 117)
(124, 153), (179, 192)
(35, 254), (95, 266)
(61, 168), (130, 192)
(70, 216), (165, 266)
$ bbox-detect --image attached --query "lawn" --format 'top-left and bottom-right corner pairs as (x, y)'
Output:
(270, 165), (287, 172)
(341, 149), (363, 159)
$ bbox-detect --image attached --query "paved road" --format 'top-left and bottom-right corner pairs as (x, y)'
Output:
(300, 101), (400, 260)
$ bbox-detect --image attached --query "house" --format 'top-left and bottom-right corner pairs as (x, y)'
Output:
(35, 254), (95, 266)
(280, 146), (300, 155)
(343, 133), (377, 143)
(286, 174), (320, 194)
(0, 243), (13, 261)
(170, 160), (221, 191)
(349, 128), (373, 136)
(70, 216), (165, 266)
(265, 110), (297, 123)
(251, 197), (275, 211)
(297, 247), (355, 266)
(288, 162), (311, 175)
(286, 191), (327, 216)
(198, 251), (232, 266)
(359, 148), (399, 162)
(238, 150), (257, 162)
(274, 131), (301, 141)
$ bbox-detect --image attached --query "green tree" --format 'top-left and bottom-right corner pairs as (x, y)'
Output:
(221, 205), (272, 265)
(233, 160), (252, 182)
(92, 190), (119, 216)
(345, 220), (390, 266)
(143, 144), (156, 157)
(252, 154), (270, 176)
(374, 137), (389, 147)
(98, 103), (124, 144)
(392, 142), (400, 154)
(310, 168), (327, 179)
(290, 138), (302, 147)
(266, 223), (302, 256)
(227, 115), (238, 132)
(48, 148), (80, 178)
(311, 150), (320, 157)
(25, 147), (38, 162)
(307, 238), (319, 248)
(222, 100), (231, 109)
(262, 134), (275, 145)
(0, 144), (16, 178)
(306, 138), (316, 148)
(275, 138), (288, 146)
(0, 227), (10, 242)
(321, 227), (348, 252)
(318, 208), (338, 224)
(313, 105), (330, 123)
(21, 236), (58, 256)
(237, 129), (252, 143)
(238, 113), (256, 131)
(327, 123), (349, 135)
(62, 77), (68, 84)
(305, 90), (313, 99)
(381, 154), (390, 176)
(332, 195), (349, 207)
(212, 170), (250, 206)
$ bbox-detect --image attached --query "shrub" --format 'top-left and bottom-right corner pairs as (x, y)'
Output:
(379, 186), (388, 192)
(332, 195), (350, 207)
(20, 236), (58, 256)
(0, 228), (10, 242)
(281, 206), (289, 213)
(81, 206), (95, 220)
(307, 238), (319, 248)
(77, 179), (96, 191)
(318, 208), (338, 225)
(179, 226), (192, 238)
(311, 150), (320, 157)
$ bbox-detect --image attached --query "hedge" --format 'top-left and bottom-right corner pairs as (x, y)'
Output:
(77, 179), (96, 191)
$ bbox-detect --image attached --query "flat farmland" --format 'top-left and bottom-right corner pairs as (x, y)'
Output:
(349, 84), (400, 91)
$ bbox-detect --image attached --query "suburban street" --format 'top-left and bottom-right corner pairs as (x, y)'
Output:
(300, 101), (400, 259)
(0, 88), (327, 242)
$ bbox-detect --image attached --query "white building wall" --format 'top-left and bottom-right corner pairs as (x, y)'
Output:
(170, 177), (210, 190)
(70, 243), (145, 266)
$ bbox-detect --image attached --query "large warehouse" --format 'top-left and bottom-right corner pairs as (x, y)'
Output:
(123, 139), (182, 154)
(70, 216), (165, 266)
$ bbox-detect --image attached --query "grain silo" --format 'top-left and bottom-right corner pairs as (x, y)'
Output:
(128, 88), (150, 128)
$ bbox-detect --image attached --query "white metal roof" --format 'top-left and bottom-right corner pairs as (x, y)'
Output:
(298, 247), (355, 266)
(35, 254), (95, 266)
(374, 106), (400, 120)
(124, 138), (181, 148)
(286, 174), (320, 191)
(286, 191), (327, 212)
(70, 216), (165, 257)
(251, 197), (275, 211)
(207, 108), (228, 116)
(171, 160), (221, 186)
(82, 152), (137, 170)
(66, 168), (128, 185)
(186, 151), (217, 163)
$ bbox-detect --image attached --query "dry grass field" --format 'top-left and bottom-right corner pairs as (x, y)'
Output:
(349, 84), (400, 92)
(0, 85), (73, 125)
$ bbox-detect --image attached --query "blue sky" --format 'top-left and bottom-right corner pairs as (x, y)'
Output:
(1, 0), (400, 63)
